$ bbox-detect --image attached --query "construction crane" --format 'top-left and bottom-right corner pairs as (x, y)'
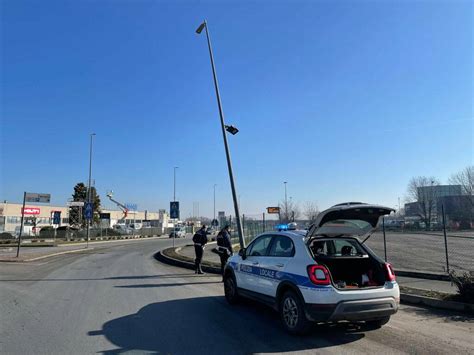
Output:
(106, 191), (128, 222)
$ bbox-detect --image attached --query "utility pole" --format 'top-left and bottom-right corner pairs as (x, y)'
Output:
(284, 181), (288, 222)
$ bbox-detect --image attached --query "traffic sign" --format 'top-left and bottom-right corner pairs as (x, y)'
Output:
(211, 219), (219, 227)
(84, 202), (93, 220)
(25, 193), (50, 203)
(267, 207), (280, 214)
(53, 211), (61, 224)
(68, 201), (85, 207)
(170, 201), (179, 219)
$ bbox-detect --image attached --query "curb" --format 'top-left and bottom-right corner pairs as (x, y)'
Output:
(395, 269), (450, 281)
(400, 293), (474, 314)
(154, 247), (221, 274)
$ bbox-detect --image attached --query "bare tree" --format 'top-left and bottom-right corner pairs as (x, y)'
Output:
(449, 166), (474, 198)
(278, 200), (301, 223)
(406, 176), (440, 230)
(303, 201), (320, 223)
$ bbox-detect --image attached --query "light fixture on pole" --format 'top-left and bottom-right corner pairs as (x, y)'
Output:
(196, 20), (245, 248)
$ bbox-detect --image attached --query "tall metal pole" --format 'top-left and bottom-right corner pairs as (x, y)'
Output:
(441, 204), (450, 273)
(173, 167), (178, 202)
(213, 184), (217, 221)
(16, 192), (26, 257)
(382, 217), (387, 262)
(197, 20), (245, 248)
(284, 181), (288, 222)
(86, 133), (95, 248)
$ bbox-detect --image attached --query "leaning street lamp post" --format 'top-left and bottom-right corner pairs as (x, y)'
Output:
(196, 20), (245, 248)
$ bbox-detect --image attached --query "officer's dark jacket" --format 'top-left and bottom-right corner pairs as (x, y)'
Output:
(192, 230), (208, 246)
(216, 230), (232, 252)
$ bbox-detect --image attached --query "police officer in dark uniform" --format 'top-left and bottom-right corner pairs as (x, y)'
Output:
(216, 225), (233, 279)
(193, 225), (208, 274)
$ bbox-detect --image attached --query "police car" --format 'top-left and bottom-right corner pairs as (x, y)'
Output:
(223, 203), (399, 334)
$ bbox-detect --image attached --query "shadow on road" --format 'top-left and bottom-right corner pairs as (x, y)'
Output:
(89, 296), (365, 354)
(115, 281), (221, 288)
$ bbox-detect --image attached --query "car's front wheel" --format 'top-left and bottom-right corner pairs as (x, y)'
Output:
(224, 273), (239, 304)
(279, 290), (311, 335)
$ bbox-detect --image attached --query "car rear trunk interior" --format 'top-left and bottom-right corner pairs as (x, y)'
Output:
(315, 255), (386, 289)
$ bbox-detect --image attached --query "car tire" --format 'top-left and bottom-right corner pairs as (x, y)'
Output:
(365, 316), (390, 329)
(224, 273), (239, 304)
(279, 290), (311, 335)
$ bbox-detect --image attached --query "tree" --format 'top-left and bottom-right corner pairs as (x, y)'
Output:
(406, 176), (440, 230)
(279, 200), (301, 223)
(449, 166), (474, 224)
(303, 201), (320, 223)
(449, 166), (474, 200)
(69, 182), (101, 227)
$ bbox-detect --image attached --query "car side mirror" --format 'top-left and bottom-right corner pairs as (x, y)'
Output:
(239, 248), (246, 260)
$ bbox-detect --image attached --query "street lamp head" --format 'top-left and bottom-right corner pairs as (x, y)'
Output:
(225, 125), (239, 135)
(196, 22), (206, 34)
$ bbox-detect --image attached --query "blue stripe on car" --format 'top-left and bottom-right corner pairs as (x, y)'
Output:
(227, 261), (330, 289)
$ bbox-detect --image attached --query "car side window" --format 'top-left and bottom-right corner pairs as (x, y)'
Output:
(269, 236), (295, 257)
(247, 235), (272, 257)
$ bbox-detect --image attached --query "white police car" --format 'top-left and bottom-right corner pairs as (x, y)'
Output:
(223, 203), (399, 334)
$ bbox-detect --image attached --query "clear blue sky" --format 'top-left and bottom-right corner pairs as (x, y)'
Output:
(1, 0), (472, 218)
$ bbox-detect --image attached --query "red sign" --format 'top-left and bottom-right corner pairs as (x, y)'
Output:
(22, 207), (40, 215)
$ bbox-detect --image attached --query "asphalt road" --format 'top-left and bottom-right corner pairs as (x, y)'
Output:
(1, 238), (473, 354)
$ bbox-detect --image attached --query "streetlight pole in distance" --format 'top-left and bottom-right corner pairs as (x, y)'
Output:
(196, 20), (245, 248)
(213, 184), (217, 222)
(86, 133), (96, 249)
(284, 181), (288, 222)
(173, 167), (179, 202)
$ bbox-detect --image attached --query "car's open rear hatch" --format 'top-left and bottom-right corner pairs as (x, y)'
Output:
(307, 203), (394, 239)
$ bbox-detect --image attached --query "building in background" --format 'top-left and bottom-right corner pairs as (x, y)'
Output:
(0, 201), (170, 235)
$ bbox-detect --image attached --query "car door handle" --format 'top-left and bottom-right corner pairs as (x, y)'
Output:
(252, 262), (259, 265)
(275, 263), (284, 268)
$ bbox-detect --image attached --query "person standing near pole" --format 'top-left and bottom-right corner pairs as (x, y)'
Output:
(193, 225), (208, 274)
(216, 225), (233, 280)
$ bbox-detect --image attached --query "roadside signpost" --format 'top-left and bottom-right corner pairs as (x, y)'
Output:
(84, 202), (93, 220)
(25, 193), (51, 203)
(266, 207), (280, 214)
(17, 192), (51, 257)
(170, 201), (180, 219)
(53, 211), (61, 225)
(68, 201), (85, 207)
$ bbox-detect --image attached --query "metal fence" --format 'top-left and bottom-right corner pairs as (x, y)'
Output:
(366, 227), (473, 274)
(222, 212), (473, 274)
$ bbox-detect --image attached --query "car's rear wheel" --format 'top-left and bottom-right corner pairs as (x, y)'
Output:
(224, 274), (239, 304)
(365, 316), (391, 329)
(279, 290), (311, 335)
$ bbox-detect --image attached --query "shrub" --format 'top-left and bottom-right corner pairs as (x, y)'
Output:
(0, 232), (15, 240)
(449, 270), (474, 303)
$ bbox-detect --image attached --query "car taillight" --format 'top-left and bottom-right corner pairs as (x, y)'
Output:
(307, 265), (331, 285)
(385, 262), (396, 281)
